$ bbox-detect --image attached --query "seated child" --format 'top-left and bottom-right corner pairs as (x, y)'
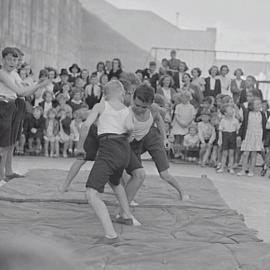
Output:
(198, 109), (216, 166)
(85, 73), (102, 109)
(183, 123), (200, 162)
(58, 109), (72, 158)
(171, 91), (196, 158)
(39, 90), (54, 118)
(55, 93), (73, 118)
(44, 108), (59, 157)
(24, 106), (45, 155)
(68, 88), (85, 112)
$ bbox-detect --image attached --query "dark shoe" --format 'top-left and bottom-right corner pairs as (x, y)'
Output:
(261, 168), (267, 177)
(94, 236), (120, 245)
(112, 216), (133, 225)
(5, 173), (25, 180)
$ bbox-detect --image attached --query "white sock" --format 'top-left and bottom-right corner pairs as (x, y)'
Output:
(131, 215), (141, 226)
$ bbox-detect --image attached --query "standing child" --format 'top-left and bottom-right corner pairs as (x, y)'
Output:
(183, 123), (200, 162)
(171, 92), (196, 158)
(58, 109), (72, 158)
(70, 110), (84, 155)
(198, 110), (216, 166)
(82, 80), (140, 244)
(44, 108), (59, 157)
(217, 104), (239, 174)
(238, 98), (266, 177)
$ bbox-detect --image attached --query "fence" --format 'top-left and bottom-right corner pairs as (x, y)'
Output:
(147, 47), (270, 78)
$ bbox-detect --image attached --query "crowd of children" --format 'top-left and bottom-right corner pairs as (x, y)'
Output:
(10, 49), (270, 177)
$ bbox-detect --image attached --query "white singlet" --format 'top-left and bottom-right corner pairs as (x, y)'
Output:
(97, 101), (130, 135)
(130, 108), (154, 141)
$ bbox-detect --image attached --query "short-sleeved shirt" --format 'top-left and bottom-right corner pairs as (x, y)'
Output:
(219, 117), (239, 133)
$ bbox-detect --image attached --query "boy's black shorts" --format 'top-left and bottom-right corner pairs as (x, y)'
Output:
(126, 126), (169, 174)
(222, 131), (237, 150)
(86, 135), (131, 193)
(0, 99), (16, 147)
(10, 98), (26, 145)
(83, 124), (99, 161)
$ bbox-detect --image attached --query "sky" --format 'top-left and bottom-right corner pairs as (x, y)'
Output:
(106, 0), (270, 54)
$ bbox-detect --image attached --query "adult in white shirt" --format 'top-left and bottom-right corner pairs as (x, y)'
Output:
(218, 65), (232, 96)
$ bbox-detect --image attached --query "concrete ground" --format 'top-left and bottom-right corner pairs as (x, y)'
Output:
(12, 156), (270, 243)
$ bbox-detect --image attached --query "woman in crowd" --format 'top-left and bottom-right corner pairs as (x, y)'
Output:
(231, 68), (246, 104)
(156, 74), (177, 105)
(204, 65), (221, 98)
(108, 58), (123, 80)
(182, 72), (203, 109)
(219, 65), (231, 96)
(191, 67), (205, 92)
(80, 69), (89, 88)
(93, 61), (106, 82)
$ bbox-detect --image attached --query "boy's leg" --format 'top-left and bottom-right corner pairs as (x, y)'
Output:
(49, 141), (54, 157)
(28, 137), (33, 152)
(86, 188), (118, 239)
(60, 159), (86, 192)
(44, 140), (49, 157)
(220, 150), (228, 170)
(0, 148), (9, 182)
(110, 183), (141, 225)
(159, 170), (183, 200)
(202, 144), (212, 165)
(228, 149), (235, 169)
(63, 141), (69, 157)
(36, 138), (41, 154)
(5, 145), (15, 176)
(199, 145), (206, 164)
(55, 139), (59, 157)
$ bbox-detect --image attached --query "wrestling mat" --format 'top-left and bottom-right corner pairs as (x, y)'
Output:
(0, 169), (270, 269)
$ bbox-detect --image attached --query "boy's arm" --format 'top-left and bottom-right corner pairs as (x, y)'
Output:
(153, 111), (166, 140)
(0, 70), (49, 97)
(209, 126), (216, 144)
(198, 123), (205, 143)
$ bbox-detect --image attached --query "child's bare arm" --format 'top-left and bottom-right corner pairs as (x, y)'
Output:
(0, 71), (50, 97)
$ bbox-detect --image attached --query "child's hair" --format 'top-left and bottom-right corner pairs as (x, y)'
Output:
(154, 94), (166, 108)
(120, 72), (141, 87)
(103, 80), (124, 98)
(58, 108), (67, 115)
(172, 93), (182, 105)
(202, 96), (212, 105)
(133, 84), (154, 104)
(47, 108), (57, 118)
(32, 106), (43, 115)
(57, 93), (68, 102)
(188, 122), (198, 133)
(119, 79), (132, 95)
(2, 47), (19, 58)
(221, 95), (233, 104)
(248, 97), (262, 111)
(199, 109), (211, 119)
(220, 103), (233, 115)
(42, 90), (53, 100)
(38, 69), (48, 79)
(180, 90), (192, 101)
